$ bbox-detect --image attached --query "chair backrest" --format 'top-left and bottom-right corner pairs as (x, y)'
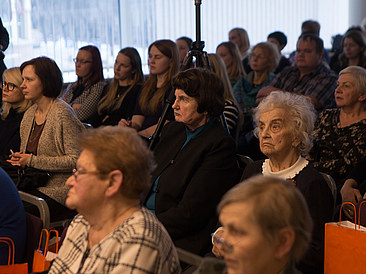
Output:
(24, 212), (43, 272)
(18, 191), (50, 229)
(237, 154), (254, 169)
(320, 172), (337, 207)
(176, 247), (203, 267)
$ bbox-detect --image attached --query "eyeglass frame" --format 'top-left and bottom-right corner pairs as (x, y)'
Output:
(2, 81), (18, 91)
(73, 58), (93, 65)
(211, 227), (235, 254)
(72, 168), (107, 180)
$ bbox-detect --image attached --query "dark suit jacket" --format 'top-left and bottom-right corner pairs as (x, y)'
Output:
(145, 120), (240, 255)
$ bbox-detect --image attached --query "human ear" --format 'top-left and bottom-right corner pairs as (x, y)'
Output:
(358, 93), (366, 102)
(105, 170), (123, 197)
(274, 227), (295, 259)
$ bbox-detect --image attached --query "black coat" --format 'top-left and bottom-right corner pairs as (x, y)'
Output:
(145, 120), (241, 255)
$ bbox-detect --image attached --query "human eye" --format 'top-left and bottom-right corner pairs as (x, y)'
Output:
(271, 123), (281, 132)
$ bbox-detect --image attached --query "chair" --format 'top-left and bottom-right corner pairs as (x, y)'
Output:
(176, 248), (202, 274)
(320, 172), (337, 208)
(236, 154), (254, 169)
(18, 191), (50, 229)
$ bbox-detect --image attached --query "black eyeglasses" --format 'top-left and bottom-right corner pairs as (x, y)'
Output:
(72, 168), (105, 180)
(2, 81), (18, 91)
(73, 58), (92, 65)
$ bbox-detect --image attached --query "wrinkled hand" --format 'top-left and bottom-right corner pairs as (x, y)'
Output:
(7, 152), (31, 169)
(341, 179), (362, 219)
(118, 118), (132, 127)
(212, 228), (225, 258)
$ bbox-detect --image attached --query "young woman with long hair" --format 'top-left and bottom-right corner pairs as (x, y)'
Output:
(120, 39), (179, 138)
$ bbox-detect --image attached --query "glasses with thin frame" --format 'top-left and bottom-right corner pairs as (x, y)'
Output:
(2, 81), (18, 91)
(72, 168), (105, 180)
(73, 58), (93, 65)
(211, 228), (235, 254)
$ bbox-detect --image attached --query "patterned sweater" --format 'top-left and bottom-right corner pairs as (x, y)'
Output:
(49, 208), (181, 274)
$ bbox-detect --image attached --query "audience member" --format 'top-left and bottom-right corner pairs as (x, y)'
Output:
(49, 126), (180, 273)
(214, 175), (313, 274)
(119, 39), (179, 138)
(257, 34), (337, 110)
(7, 57), (84, 220)
(62, 45), (105, 123)
(233, 42), (280, 114)
(208, 53), (241, 138)
(0, 17), (9, 78)
(267, 31), (291, 74)
(216, 41), (245, 86)
(228, 27), (250, 60)
(241, 91), (333, 273)
(176, 36), (193, 66)
(144, 68), (240, 256)
(310, 66), (366, 192)
(0, 167), (26, 265)
(89, 47), (143, 127)
(0, 67), (32, 156)
(289, 19), (330, 64)
(330, 30), (366, 74)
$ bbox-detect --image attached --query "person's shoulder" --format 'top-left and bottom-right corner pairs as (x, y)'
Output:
(117, 208), (171, 243)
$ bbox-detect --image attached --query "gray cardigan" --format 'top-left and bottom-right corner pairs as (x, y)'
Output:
(20, 99), (84, 204)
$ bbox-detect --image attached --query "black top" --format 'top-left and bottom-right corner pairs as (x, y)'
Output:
(134, 86), (175, 130)
(0, 108), (24, 155)
(89, 84), (142, 127)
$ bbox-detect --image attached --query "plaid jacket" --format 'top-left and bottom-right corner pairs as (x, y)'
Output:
(49, 208), (181, 273)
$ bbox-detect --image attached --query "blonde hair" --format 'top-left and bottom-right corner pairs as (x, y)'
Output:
(229, 28), (250, 57)
(250, 42), (281, 72)
(216, 41), (245, 84)
(98, 48), (144, 115)
(139, 40), (179, 115)
(1, 67), (33, 119)
(218, 175), (313, 263)
(208, 54), (243, 133)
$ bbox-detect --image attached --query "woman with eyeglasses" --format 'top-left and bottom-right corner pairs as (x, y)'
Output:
(214, 175), (313, 274)
(233, 42), (280, 115)
(0, 67), (32, 156)
(62, 45), (105, 123)
(7, 57), (84, 221)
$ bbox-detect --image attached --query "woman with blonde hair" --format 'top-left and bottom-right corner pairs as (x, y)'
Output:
(89, 47), (143, 127)
(208, 53), (242, 138)
(233, 42), (280, 114)
(0, 67), (32, 155)
(216, 41), (245, 86)
(120, 39), (179, 138)
(228, 27), (250, 60)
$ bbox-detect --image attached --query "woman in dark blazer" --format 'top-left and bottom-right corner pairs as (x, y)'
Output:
(144, 68), (241, 256)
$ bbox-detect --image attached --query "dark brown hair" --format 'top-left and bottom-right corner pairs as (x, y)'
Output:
(20, 56), (63, 98)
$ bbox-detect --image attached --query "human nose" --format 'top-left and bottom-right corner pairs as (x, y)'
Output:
(66, 173), (75, 187)
(261, 125), (271, 138)
(172, 99), (179, 109)
(20, 80), (26, 89)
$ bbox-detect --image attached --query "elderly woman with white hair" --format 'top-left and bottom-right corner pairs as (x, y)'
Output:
(214, 175), (313, 274)
(240, 91), (333, 274)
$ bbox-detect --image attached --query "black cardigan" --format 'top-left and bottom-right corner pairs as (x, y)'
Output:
(145, 120), (241, 255)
